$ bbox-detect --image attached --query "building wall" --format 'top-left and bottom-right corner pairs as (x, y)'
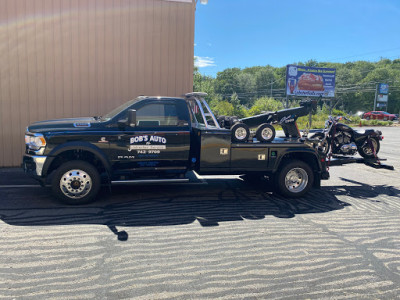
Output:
(0, 0), (195, 167)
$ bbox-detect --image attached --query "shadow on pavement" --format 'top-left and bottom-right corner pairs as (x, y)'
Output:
(334, 178), (400, 200)
(0, 178), (353, 240)
(1, 176), (399, 241)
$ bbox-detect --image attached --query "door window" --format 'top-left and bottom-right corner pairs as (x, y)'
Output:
(136, 103), (181, 127)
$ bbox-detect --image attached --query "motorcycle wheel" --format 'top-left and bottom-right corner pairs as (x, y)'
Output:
(310, 132), (330, 155)
(358, 137), (380, 159)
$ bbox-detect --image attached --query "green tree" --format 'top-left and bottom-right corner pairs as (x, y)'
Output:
(255, 67), (276, 98)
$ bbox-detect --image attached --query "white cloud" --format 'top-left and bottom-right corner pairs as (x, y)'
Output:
(195, 56), (216, 68)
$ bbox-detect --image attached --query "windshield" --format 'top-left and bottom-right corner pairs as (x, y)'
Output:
(101, 97), (145, 121)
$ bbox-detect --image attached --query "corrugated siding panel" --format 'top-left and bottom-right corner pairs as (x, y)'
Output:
(0, 0), (195, 167)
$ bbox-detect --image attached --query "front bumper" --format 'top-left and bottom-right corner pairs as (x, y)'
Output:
(22, 154), (48, 177)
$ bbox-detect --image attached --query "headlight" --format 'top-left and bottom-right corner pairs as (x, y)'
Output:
(25, 133), (46, 150)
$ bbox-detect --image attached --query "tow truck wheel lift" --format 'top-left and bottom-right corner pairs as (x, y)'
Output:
(328, 155), (394, 170)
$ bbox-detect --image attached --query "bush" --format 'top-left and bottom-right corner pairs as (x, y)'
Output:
(212, 101), (234, 117)
(248, 97), (283, 116)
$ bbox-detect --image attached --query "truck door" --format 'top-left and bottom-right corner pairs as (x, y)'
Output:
(111, 99), (191, 172)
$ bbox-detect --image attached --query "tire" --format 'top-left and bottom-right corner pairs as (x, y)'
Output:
(366, 116), (370, 120)
(358, 137), (380, 159)
(256, 123), (276, 142)
(231, 123), (250, 143)
(52, 160), (101, 205)
(310, 132), (330, 155)
(276, 160), (314, 198)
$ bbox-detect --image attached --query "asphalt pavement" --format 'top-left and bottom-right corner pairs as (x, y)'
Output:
(0, 127), (399, 299)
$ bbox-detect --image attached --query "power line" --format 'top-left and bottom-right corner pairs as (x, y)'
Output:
(326, 47), (400, 62)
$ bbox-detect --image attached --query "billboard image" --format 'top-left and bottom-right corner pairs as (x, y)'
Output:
(286, 65), (336, 97)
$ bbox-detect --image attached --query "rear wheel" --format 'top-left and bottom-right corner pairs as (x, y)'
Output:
(52, 160), (101, 205)
(231, 123), (250, 143)
(276, 160), (314, 198)
(256, 123), (276, 142)
(358, 137), (380, 159)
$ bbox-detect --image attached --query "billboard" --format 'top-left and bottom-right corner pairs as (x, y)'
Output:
(286, 65), (336, 97)
(377, 94), (388, 102)
(377, 102), (386, 108)
(378, 83), (389, 94)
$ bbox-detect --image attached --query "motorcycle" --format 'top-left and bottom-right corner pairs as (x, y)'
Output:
(310, 116), (383, 159)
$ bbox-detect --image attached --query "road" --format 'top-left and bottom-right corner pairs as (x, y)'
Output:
(0, 127), (399, 299)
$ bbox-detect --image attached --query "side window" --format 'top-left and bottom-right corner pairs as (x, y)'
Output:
(136, 103), (181, 127)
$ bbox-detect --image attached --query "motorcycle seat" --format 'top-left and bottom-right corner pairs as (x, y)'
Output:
(354, 129), (376, 138)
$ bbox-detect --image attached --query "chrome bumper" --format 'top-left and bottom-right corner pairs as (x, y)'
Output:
(23, 155), (47, 177)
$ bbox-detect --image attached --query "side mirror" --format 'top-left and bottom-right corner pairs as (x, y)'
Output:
(128, 109), (136, 127)
(117, 119), (128, 130)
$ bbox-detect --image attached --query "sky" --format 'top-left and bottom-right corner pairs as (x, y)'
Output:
(194, 0), (400, 77)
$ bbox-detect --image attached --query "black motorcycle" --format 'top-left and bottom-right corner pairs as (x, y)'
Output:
(310, 116), (383, 159)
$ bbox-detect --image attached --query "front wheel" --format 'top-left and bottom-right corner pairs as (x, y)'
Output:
(358, 137), (380, 159)
(51, 160), (101, 205)
(276, 160), (314, 198)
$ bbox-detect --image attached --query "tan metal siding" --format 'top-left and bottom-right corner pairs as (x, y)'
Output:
(0, 0), (195, 167)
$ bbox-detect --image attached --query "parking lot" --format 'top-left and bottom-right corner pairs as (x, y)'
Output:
(0, 127), (399, 299)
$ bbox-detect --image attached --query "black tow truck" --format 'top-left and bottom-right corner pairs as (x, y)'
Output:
(22, 92), (385, 204)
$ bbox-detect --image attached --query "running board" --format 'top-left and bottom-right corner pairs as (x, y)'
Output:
(111, 178), (190, 185)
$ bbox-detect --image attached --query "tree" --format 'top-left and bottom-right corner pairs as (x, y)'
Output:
(255, 67), (276, 98)
(235, 73), (256, 105)
(214, 68), (241, 97)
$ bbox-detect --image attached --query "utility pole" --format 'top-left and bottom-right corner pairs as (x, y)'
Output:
(373, 84), (378, 111)
(270, 79), (273, 98)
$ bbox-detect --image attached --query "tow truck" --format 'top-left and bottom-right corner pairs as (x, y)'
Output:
(22, 93), (393, 204)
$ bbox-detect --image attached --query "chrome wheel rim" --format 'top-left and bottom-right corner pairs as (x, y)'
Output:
(285, 168), (308, 193)
(362, 139), (378, 156)
(261, 127), (273, 140)
(235, 127), (247, 140)
(60, 169), (92, 199)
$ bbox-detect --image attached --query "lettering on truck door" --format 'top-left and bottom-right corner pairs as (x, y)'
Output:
(113, 100), (191, 171)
